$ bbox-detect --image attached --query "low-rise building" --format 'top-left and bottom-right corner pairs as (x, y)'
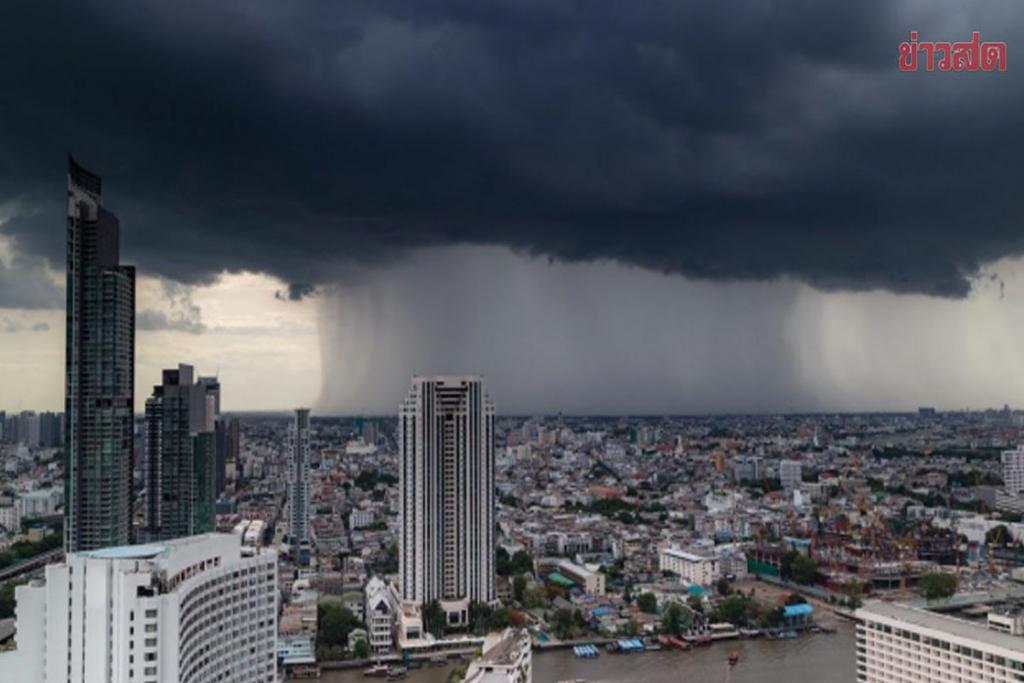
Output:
(658, 547), (720, 585)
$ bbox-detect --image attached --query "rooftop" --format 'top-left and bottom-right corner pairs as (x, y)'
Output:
(80, 544), (167, 560)
(857, 601), (1024, 656)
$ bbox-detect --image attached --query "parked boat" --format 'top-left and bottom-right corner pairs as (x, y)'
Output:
(363, 665), (389, 678)
(290, 664), (321, 678)
(387, 666), (407, 680)
(668, 636), (691, 651)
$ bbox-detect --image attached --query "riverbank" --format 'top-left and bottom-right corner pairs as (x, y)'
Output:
(303, 620), (856, 683)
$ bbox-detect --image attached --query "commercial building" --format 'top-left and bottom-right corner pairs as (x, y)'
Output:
(0, 533), (278, 683)
(658, 547), (721, 585)
(1004, 446), (1024, 494)
(142, 364), (217, 541)
(64, 156), (135, 552)
(732, 455), (762, 483)
(462, 628), (532, 683)
(856, 601), (1024, 683)
(779, 459), (802, 490)
(288, 409), (312, 549)
(399, 376), (497, 627)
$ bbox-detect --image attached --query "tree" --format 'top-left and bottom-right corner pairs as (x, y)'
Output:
(713, 595), (756, 627)
(716, 577), (732, 596)
(918, 572), (958, 601)
(513, 574), (528, 603)
(353, 638), (371, 659)
(423, 600), (447, 637)
(551, 608), (576, 640)
(790, 554), (818, 585)
(661, 603), (691, 635)
(523, 585), (547, 610)
(986, 524), (1012, 548)
(687, 594), (704, 614)
(637, 592), (658, 614)
(317, 602), (362, 654)
(510, 550), (534, 575)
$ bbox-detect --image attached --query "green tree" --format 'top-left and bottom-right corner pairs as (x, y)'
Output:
(917, 572), (958, 601)
(523, 585), (547, 610)
(986, 525), (1012, 548)
(317, 602), (362, 652)
(510, 550), (534, 575)
(353, 637), (371, 659)
(423, 600), (447, 637)
(790, 554), (818, 585)
(660, 603), (691, 636)
(496, 547), (511, 576)
(716, 577), (732, 596)
(687, 594), (704, 613)
(513, 574), (527, 603)
(551, 608), (576, 640)
(637, 592), (658, 614)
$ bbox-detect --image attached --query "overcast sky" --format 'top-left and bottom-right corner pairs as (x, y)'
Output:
(2, 1), (1023, 414)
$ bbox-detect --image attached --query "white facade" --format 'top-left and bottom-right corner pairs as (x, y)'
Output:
(659, 547), (720, 585)
(399, 376), (496, 627)
(462, 628), (531, 683)
(349, 508), (376, 530)
(364, 577), (395, 654)
(779, 459), (802, 490)
(288, 409), (311, 546)
(0, 504), (20, 532)
(0, 533), (278, 683)
(857, 601), (1024, 683)
(1004, 446), (1024, 494)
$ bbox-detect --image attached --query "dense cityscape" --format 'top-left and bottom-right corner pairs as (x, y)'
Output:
(3, 162), (1024, 683)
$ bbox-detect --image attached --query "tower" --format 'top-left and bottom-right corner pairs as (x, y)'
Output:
(64, 156), (135, 552)
(288, 408), (311, 552)
(399, 376), (496, 627)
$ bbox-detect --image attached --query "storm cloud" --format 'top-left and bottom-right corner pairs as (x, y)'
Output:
(0, 0), (1022, 300)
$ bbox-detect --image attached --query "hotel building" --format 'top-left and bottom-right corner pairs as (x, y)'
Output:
(1, 533), (278, 683)
(856, 601), (1024, 683)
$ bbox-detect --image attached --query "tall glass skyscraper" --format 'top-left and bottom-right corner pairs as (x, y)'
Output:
(64, 157), (135, 552)
(142, 364), (216, 541)
(399, 376), (496, 627)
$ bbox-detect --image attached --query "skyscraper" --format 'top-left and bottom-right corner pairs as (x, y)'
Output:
(197, 375), (221, 416)
(288, 408), (311, 551)
(399, 376), (496, 627)
(64, 156), (135, 552)
(214, 415), (240, 495)
(142, 364), (216, 541)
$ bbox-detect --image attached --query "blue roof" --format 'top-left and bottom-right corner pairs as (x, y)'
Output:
(591, 606), (612, 617)
(81, 544), (167, 560)
(687, 584), (705, 596)
(783, 604), (813, 617)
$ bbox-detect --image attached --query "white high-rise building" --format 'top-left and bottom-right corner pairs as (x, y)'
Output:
(399, 376), (496, 627)
(856, 601), (1024, 682)
(0, 533), (278, 683)
(1003, 446), (1024, 494)
(288, 408), (311, 548)
(779, 459), (802, 490)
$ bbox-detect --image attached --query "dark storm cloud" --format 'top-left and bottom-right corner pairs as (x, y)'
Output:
(1, 0), (1022, 300)
(276, 283), (318, 302)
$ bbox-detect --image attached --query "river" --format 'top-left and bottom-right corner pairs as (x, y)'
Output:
(309, 620), (856, 683)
